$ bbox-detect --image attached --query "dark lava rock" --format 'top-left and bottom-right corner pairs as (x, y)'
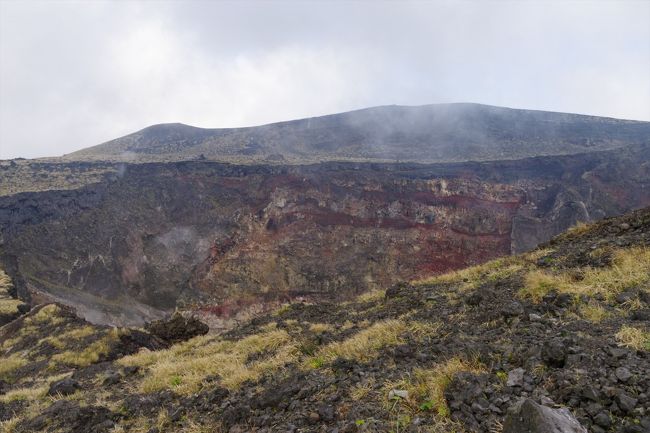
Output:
(555, 293), (573, 308)
(24, 400), (114, 433)
(593, 412), (612, 428)
(104, 330), (168, 363)
(503, 399), (587, 433)
(615, 367), (633, 382)
(16, 303), (31, 314)
(542, 339), (568, 368)
(506, 368), (525, 387)
(318, 404), (335, 422)
(385, 282), (408, 299)
(331, 357), (356, 373)
(466, 292), (483, 306)
(630, 309), (650, 321)
(393, 344), (414, 359)
(102, 371), (121, 386)
(145, 312), (209, 344)
(501, 301), (524, 318)
(123, 365), (139, 376)
(581, 386), (600, 402)
(616, 290), (638, 304)
(48, 378), (81, 396)
(616, 393), (638, 413)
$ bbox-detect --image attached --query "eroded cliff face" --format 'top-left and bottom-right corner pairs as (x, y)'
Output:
(1, 146), (649, 326)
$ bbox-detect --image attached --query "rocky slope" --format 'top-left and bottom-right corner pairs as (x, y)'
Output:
(64, 104), (650, 164)
(1, 144), (649, 326)
(1, 205), (649, 433)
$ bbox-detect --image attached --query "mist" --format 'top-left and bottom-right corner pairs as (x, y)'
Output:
(1, 0), (649, 159)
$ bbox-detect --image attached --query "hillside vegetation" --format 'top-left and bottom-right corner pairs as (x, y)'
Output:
(0, 207), (649, 432)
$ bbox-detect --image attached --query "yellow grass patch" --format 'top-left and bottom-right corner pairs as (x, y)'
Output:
(0, 354), (28, 381)
(311, 320), (440, 365)
(578, 302), (611, 323)
(350, 377), (376, 400)
(0, 299), (23, 316)
(0, 269), (22, 315)
(616, 325), (650, 351)
(521, 247), (650, 302)
(21, 304), (66, 327)
(384, 356), (485, 417)
(39, 325), (97, 350)
(0, 269), (12, 292)
(356, 289), (386, 303)
(51, 328), (121, 367)
(0, 416), (21, 433)
(0, 384), (48, 403)
(119, 329), (299, 394)
(308, 323), (334, 334)
(565, 221), (591, 236)
(414, 256), (525, 292)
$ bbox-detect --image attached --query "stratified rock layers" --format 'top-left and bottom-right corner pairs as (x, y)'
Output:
(1, 145), (649, 325)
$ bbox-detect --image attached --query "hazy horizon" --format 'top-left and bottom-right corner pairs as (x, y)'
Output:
(1, 0), (649, 159)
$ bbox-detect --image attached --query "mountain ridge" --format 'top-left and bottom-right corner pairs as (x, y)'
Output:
(64, 103), (650, 164)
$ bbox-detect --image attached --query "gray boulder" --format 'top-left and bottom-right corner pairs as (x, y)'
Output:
(47, 378), (81, 396)
(503, 399), (587, 433)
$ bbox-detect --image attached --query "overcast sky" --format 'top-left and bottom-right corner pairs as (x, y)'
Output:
(1, 0), (649, 159)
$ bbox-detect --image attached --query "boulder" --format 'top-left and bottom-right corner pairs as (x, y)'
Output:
(542, 339), (568, 367)
(145, 312), (209, 344)
(48, 378), (81, 396)
(503, 399), (587, 433)
(506, 368), (525, 387)
(501, 301), (524, 318)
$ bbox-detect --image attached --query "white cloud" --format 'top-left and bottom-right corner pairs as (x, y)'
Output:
(0, 0), (648, 159)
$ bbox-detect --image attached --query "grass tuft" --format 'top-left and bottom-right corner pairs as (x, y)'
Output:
(414, 257), (525, 292)
(119, 329), (299, 394)
(309, 320), (440, 365)
(356, 289), (386, 303)
(521, 247), (650, 302)
(615, 325), (650, 351)
(384, 356), (485, 417)
(0, 354), (28, 382)
(51, 328), (121, 367)
(578, 302), (611, 323)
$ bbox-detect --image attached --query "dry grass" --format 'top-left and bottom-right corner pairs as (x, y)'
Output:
(0, 269), (22, 316)
(383, 356), (485, 417)
(0, 269), (13, 292)
(51, 328), (121, 367)
(311, 320), (440, 365)
(616, 325), (650, 351)
(0, 299), (23, 316)
(0, 354), (28, 381)
(39, 325), (96, 350)
(23, 304), (66, 326)
(314, 320), (405, 363)
(356, 289), (386, 303)
(521, 248), (650, 302)
(118, 329), (299, 394)
(350, 377), (376, 400)
(0, 416), (21, 433)
(578, 302), (611, 323)
(565, 221), (591, 236)
(414, 257), (525, 292)
(0, 384), (48, 403)
(308, 323), (334, 333)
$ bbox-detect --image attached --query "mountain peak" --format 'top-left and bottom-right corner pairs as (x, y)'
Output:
(64, 104), (650, 164)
